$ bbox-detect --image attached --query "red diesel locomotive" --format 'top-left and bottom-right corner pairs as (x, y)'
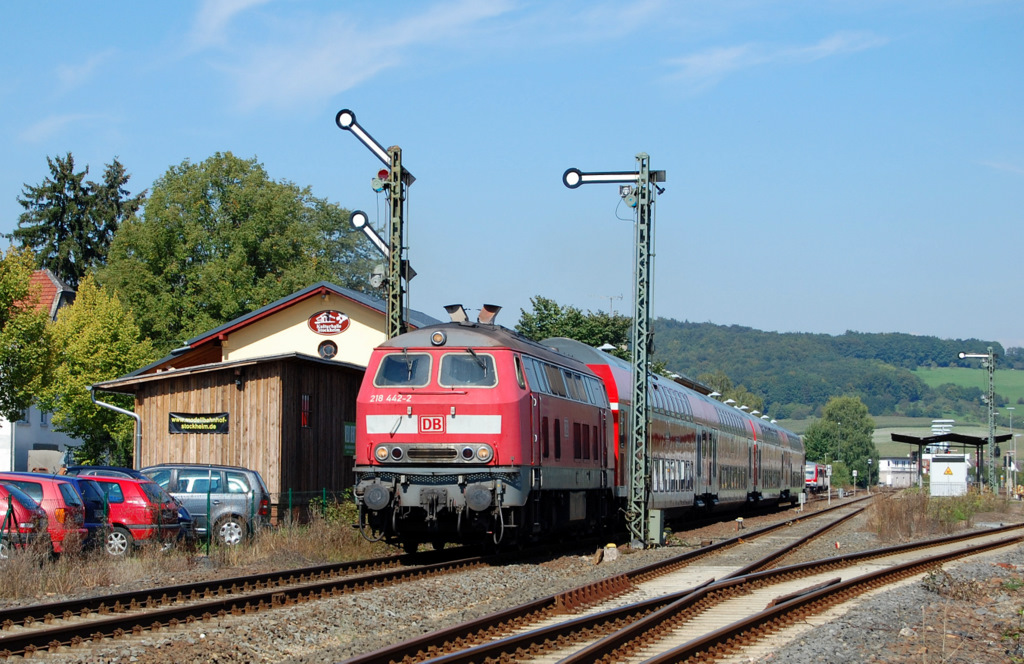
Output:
(352, 310), (804, 551)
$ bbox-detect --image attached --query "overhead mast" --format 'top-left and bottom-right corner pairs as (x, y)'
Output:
(336, 110), (415, 339)
(562, 154), (666, 548)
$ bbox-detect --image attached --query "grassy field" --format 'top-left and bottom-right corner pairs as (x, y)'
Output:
(913, 366), (1024, 405)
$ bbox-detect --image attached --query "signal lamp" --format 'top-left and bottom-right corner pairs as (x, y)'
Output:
(477, 446), (492, 462)
(377, 169), (390, 180)
(374, 446), (389, 462)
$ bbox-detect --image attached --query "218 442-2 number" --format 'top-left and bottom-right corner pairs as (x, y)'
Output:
(369, 394), (412, 403)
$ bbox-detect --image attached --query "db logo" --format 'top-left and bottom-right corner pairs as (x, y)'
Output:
(419, 415), (446, 433)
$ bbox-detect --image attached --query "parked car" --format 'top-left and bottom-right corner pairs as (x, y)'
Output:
(0, 472), (88, 554)
(83, 476), (181, 556)
(141, 464), (271, 546)
(57, 476), (111, 547)
(64, 465), (148, 479)
(64, 466), (196, 544)
(0, 482), (48, 558)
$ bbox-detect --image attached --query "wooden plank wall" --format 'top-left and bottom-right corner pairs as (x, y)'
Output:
(136, 363), (282, 492)
(279, 362), (361, 497)
(135, 359), (362, 502)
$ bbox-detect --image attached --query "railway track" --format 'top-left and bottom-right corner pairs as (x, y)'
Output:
(0, 549), (483, 659)
(341, 503), (1024, 663)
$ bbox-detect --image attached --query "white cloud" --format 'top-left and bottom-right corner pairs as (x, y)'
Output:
(55, 48), (117, 92)
(666, 31), (889, 91)
(979, 160), (1024, 176)
(216, 0), (516, 110)
(188, 0), (274, 51)
(18, 113), (105, 143)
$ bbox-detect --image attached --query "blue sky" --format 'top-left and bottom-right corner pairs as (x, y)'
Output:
(2, 1), (1022, 349)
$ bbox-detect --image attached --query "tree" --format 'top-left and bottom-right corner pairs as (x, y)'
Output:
(38, 276), (156, 465)
(802, 395), (879, 487)
(516, 296), (631, 352)
(696, 370), (765, 414)
(0, 248), (53, 422)
(9, 153), (145, 288)
(98, 152), (375, 354)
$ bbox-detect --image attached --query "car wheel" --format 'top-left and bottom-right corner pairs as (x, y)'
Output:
(215, 516), (246, 546)
(105, 526), (132, 556)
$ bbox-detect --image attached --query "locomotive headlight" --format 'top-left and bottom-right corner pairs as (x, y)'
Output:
(391, 446), (404, 460)
(374, 446), (389, 462)
(476, 445), (493, 462)
(430, 330), (447, 346)
(461, 447), (475, 461)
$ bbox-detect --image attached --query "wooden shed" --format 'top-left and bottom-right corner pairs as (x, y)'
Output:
(92, 282), (438, 509)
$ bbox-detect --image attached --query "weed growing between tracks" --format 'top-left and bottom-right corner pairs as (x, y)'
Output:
(0, 499), (398, 604)
(868, 488), (1003, 542)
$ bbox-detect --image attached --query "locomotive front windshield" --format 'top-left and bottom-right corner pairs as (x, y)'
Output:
(439, 351), (497, 388)
(374, 352), (432, 387)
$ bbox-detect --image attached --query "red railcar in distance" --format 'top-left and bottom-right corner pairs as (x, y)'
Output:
(353, 317), (614, 552)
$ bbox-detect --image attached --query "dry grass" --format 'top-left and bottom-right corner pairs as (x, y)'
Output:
(0, 501), (397, 603)
(868, 487), (1006, 542)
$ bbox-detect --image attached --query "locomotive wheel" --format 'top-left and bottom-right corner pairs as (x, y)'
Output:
(402, 539), (420, 554)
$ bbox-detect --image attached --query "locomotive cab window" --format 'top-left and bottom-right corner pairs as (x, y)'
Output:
(374, 352), (432, 387)
(439, 352), (497, 387)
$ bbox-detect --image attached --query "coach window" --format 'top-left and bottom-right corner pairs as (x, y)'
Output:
(439, 352), (497, 387)
(545, 364), (568, 397)
(375, 352), (432, 387)
(514, 356), (525, 389)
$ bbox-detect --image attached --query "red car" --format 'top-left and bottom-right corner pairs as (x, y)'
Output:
(0, 482), (49, 558)
(0, 472), (88, 554)
(85, 476), (181, 555)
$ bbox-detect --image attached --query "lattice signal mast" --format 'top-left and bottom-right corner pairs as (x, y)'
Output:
(336, 109), (415, 339)
(563, 154), (666, 547)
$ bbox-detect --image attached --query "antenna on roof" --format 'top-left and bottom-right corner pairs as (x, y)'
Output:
(478, 304), (501, 325)
(444, 304), (468, 323)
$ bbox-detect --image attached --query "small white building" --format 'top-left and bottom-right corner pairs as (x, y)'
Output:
(0, 270), (79, 472)
(878, 456), (918, 488)
(930, 453), (970, 497)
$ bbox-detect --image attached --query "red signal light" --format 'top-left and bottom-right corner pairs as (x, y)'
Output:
(377, 169), (390, 180)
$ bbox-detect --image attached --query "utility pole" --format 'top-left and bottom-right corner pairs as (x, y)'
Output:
(959, 347), (998, 491)
(563, 155), (666, 547)
(336, 110), (416, 339)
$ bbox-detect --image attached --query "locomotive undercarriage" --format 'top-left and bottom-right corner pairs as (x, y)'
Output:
(354, 466), (614, 551)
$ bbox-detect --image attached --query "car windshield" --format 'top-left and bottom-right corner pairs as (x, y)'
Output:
(0, 482), (41, 510)
(139, 481), (171, 505)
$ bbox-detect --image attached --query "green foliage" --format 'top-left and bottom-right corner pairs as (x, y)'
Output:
(38, 276), (157, 465)
(801, 396), (879, 486)
(98, 152), (375, 354)
(651, 319), (1007, 421)
(0, 248), (52, 422)
(308, 489), (357, 525)
(516, 296), (631, 356)
(9, 153), (145, 288)
(926, 489), (997, 527)
(695, 370), (764, 413)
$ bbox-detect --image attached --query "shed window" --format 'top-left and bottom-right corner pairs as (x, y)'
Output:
(301, 394), (312, 428)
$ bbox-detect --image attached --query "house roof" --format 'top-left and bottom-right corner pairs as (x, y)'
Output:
(93, 352), (366, 394)
(118, 281), (440, 379)
(24, 269), (75, 321)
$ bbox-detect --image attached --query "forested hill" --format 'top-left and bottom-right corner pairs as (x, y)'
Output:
(652, 319), (1018, 419)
